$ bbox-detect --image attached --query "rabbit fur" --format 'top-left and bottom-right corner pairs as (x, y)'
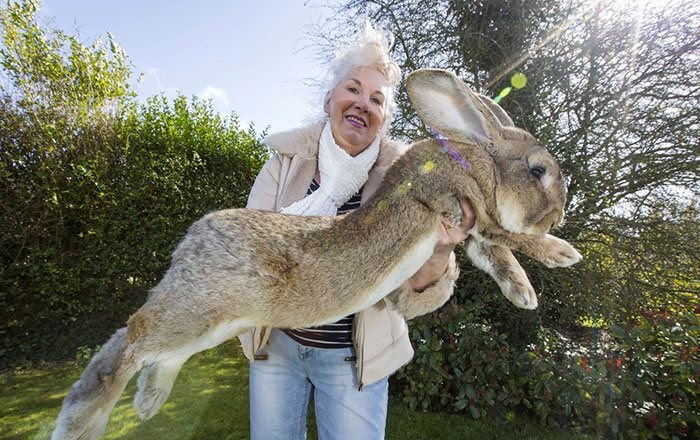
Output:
(50, 69), (581, 440)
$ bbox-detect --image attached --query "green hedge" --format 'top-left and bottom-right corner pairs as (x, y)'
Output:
(0, 94), (267, 368)
(395, 287), (700, 439)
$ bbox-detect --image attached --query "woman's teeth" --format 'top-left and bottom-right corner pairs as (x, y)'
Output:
(346, 115), (366, 127)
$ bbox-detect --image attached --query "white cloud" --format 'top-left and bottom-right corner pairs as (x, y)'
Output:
(142, 67), (163, 91)
(135, 67), (178, 100)
(197, 86), (231, 109)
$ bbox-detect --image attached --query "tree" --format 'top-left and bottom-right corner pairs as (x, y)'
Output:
(0, 0), (134, 119)
(313, 3), (699, 432)
(316, 0), (700, 331)
(0, 0), (267, 367)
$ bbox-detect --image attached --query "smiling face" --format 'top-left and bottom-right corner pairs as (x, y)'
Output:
(324, 66), (390, 156)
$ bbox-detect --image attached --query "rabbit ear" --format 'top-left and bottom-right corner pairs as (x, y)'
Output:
(406, 69), (504, 143)
(478, 94), (515, 127)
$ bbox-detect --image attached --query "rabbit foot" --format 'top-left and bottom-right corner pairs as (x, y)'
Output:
(133, 357), (185, 420)
(501, 277), (538, 310)
(466, 239), (538, 309)
(134, 388), (169, 421)
(539, 235), (582, 268)
(134, 366), (169, 420)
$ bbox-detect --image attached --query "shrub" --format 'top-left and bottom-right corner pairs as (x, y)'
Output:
(396, 300), (699, 439)
(0, 95), (267, 368)
(395, 298), (516, 419)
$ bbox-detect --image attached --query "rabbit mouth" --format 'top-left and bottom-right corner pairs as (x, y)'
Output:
(498, 199), (563, 234)
(534, 209), (564, 232)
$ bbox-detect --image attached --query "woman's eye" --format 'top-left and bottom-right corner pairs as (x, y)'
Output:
(347, 86), (359, 94)
(371, 97), (384, 106)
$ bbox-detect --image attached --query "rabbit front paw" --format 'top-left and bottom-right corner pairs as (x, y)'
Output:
(539, 235), (582, 268)
(466, 239), (539, 309)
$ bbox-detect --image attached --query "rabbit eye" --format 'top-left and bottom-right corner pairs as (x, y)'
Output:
(530, 166), (546, 179)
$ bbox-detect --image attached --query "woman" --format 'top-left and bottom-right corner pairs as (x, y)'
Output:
(239, 23), (474, 440)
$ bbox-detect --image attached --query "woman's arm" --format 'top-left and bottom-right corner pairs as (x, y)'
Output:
(246, 154), (284, 211)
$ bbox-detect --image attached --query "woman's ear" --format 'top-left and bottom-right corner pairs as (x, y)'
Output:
(323, 92), (331, 114)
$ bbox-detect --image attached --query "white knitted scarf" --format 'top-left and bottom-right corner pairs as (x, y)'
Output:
(281, 121), (380, 217)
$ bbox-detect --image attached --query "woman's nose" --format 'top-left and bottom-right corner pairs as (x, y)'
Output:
(355, 94), (369, 111)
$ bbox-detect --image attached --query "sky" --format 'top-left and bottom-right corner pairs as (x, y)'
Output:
(39, 1), (332, 133)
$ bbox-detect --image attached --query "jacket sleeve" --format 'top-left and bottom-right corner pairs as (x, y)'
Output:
(246, 154), (283, 211)
(385, 252), (460, 320)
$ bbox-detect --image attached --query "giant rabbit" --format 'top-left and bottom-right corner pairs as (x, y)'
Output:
(51, 69), (581, 440)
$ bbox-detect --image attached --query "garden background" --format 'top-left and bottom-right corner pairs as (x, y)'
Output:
(1, 0), (697, 438)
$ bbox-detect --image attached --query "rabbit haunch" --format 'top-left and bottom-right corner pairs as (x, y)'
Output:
(51, 69), (581, 440)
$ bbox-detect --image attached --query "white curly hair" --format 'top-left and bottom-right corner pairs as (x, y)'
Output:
(323, 21), (402, 128)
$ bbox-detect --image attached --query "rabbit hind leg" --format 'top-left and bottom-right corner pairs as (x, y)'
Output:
(132, 317), (254, 420)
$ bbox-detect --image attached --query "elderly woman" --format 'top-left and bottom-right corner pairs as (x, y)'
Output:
(239, 23), (474, 440)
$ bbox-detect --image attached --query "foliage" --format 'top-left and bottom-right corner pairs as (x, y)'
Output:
(577, 201), (699, 324)
(0, 0), (134, 121)
(0, 92), (267, 368)
(0, 342), (592, 440)
(319, 0), (700, 333)
(0, 0), (268, 368)
(395, 297), (700, 439)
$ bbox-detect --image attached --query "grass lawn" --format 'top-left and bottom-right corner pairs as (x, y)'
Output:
(1, 341), (592, 440)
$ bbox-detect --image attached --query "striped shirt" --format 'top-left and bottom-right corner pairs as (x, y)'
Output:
(283, 178), (362, 348)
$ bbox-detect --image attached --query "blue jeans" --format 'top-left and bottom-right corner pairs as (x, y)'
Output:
(249, 329), (389, 440)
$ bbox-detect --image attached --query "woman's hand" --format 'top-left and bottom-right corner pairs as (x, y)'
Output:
(435, 197), (475, 250)
(408, 198), (475, 292)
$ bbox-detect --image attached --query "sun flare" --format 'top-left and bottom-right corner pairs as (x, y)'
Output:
(600, 0), (676, 16)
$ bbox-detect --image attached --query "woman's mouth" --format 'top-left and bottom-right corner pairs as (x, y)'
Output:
(345, 115), (367, 128)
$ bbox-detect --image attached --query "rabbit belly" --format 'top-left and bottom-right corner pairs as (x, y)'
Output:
(349, 231), (438, 315)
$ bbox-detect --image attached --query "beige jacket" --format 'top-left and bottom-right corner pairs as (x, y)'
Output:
(238, 121), (460, 386)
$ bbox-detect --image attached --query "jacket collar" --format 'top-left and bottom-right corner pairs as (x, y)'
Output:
(264, 120), (325, 159)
